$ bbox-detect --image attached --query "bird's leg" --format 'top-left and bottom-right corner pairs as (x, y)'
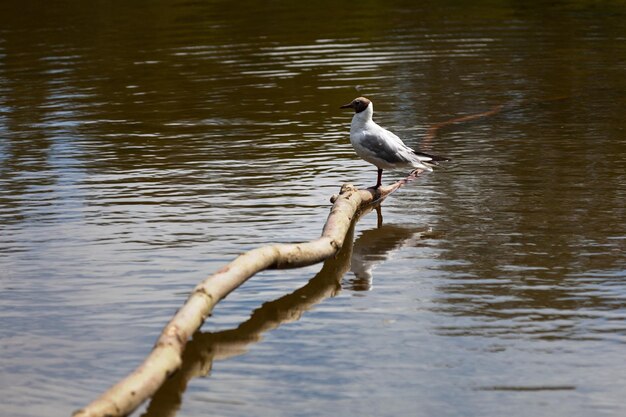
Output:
(376, 168), (383, 188)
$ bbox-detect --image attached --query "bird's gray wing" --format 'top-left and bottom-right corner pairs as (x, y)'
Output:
(359, 131), (413, 164)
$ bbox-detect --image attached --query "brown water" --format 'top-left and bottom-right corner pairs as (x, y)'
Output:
(1, 1), (625, 416)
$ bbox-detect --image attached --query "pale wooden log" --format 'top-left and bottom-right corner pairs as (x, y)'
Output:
(143, 210), (363, 417)
(73, 172), (421, 417)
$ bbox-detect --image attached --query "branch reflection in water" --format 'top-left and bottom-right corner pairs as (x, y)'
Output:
(347, 207), (442, 292)
(141, 205), (435, 417)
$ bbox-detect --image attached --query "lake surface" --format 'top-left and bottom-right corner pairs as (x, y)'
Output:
(1, 1), (625, 416)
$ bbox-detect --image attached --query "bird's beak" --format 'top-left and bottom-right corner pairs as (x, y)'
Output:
(340, 102), (354, 109)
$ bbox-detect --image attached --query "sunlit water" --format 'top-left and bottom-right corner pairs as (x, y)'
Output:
(1, 1), (625, 416)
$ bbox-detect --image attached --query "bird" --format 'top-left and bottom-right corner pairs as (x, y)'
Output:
(340, 96), (448, 188)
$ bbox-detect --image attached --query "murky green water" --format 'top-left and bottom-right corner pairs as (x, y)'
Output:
(1, 1), (625, 416)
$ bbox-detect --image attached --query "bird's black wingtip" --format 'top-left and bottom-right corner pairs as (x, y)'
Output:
(414, 151), (451, 162)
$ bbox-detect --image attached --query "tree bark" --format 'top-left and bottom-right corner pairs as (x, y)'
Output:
(73, 172), (422, 417)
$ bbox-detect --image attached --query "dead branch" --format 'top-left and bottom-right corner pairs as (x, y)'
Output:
(420, 104), (504, 151)
(420, 95), (569, 151)
(73, 171), (422, 417)
(141, 207), (364, 417)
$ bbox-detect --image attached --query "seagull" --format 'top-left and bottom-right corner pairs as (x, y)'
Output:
(340, 96), (448, 188)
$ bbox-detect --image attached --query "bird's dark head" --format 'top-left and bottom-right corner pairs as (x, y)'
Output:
(340, 97), (371, 113)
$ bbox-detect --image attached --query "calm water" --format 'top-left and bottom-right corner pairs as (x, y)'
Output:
(1, 1), (625, 416)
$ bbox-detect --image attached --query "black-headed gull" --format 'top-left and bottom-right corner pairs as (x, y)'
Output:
(340, 96), (448, 188)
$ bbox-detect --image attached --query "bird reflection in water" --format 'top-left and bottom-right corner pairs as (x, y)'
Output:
(346, 206), (438, 291)
(141, 205), (437, 417)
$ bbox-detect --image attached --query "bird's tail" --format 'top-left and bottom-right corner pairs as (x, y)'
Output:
(413, 150), (450, 168)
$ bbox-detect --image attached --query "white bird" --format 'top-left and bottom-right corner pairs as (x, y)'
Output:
(340, 96), (448, 188)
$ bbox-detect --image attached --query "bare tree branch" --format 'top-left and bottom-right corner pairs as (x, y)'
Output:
(73, 172), (422, 417)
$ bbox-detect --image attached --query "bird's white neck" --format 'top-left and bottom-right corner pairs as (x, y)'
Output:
(351, 102), (374, 129)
